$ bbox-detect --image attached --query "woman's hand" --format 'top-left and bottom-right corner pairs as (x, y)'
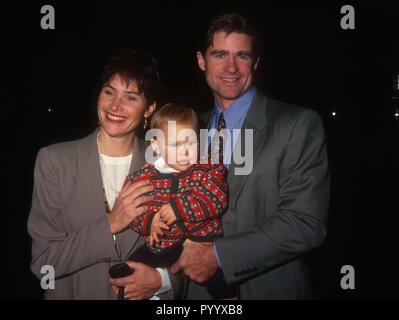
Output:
(149, 212), (169, 246)
(108, 179), (154, 234)
(109, 261), (162, 300)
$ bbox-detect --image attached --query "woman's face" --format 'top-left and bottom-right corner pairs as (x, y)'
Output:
(97, 73), (155, 138)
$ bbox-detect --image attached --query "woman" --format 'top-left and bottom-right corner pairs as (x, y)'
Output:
(28, 51), (181, 299)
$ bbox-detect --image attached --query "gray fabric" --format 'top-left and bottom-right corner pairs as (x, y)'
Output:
(28, 128), (182, 299)
(186, 90), (330, 300)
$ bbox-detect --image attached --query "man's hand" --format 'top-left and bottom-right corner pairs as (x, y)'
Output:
(158, 203), (176, 225)
(171, 239), (218, 284)
(108, 261), (162, 300)
(149, 212), (169, 246)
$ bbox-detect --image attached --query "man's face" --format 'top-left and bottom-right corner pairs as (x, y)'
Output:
(197, 31), (259, 110)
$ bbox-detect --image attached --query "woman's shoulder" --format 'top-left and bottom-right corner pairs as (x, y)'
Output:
(36, 130), (97, 166)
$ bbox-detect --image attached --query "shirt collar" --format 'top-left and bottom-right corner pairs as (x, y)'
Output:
(154, 157), (180, 173)
(214, 86), (256, 128)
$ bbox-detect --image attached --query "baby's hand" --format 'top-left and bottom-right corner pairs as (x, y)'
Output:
(158, 203), (177, 225)
(149, 212), (169, 246)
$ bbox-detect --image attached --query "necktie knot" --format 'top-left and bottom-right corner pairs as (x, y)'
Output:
(217, 113), (226, 131)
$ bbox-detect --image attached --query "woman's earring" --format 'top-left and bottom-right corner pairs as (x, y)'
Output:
(143, 117), (148, 130)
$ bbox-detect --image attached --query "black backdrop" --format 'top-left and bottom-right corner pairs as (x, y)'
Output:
(2, 1), (398, 299)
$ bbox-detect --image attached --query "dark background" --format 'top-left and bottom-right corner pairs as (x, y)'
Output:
(1, 1), (398, 299)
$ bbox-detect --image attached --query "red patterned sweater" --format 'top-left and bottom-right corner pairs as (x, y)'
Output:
(124, 162), (228, 254)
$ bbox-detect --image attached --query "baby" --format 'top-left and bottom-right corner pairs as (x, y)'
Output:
(125, 103), (236, 299)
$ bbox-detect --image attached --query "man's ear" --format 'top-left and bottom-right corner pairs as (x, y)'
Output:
(253, 56), (260, 71)
(145, 102), (156, 118)
(197, 51), (206, 71)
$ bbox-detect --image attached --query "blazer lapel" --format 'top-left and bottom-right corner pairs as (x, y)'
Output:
(129, 134), (149, 174)
(227, 90), (269, 207)
(76, 128), (108, 227)
(117, 134), (149, 259)
(77, 129), (148, 261)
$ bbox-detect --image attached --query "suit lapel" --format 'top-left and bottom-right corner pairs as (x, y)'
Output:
(76, 128), (108, 227)
(118, 134), (148, 259)
(129, 135), (149, 174)
(76, 128), (129, 259)
(227, 90), (269, 206)
(78, 129), (147, 261)
(200, 108), (217, 156)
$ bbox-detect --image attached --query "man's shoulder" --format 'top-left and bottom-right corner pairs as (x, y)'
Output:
(269, 97), (313, 116)
(259, 93), (321, 127)
(45, 135), (90, 154)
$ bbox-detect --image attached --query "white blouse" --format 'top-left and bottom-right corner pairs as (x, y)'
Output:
(100, 153), (132, 209)
(99, 152), (171, 299)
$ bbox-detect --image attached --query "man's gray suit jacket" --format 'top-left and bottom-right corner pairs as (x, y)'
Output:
(185, 89), (330, 299)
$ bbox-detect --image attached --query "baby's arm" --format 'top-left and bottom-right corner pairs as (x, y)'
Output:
(171, 164), (228, 224)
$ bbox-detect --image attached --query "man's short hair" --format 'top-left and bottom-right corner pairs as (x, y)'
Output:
(199, 13), (261, 59)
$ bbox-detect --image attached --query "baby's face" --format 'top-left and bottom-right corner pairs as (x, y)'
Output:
(157, 122), (198, 172)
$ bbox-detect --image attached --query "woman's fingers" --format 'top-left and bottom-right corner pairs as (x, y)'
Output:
(120, 179), (154, 198)
(133, 205), (148, 217)
(132, 195), (153, 208)
(108, 179), (154, 234)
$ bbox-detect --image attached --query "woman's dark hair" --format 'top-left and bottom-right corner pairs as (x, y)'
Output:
(99, 50), (161, 106)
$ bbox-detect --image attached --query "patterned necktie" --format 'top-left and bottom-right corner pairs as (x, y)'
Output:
(209, 112), (226, 164)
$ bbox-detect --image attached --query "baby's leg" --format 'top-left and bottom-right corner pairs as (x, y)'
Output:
(128, 244), (183, 268)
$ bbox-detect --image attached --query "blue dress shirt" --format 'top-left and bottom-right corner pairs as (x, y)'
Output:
(209, 87), (256, 268)
(208, 86), (256, 169)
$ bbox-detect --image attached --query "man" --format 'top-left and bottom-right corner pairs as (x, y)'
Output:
(171, 13), (330, 299)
